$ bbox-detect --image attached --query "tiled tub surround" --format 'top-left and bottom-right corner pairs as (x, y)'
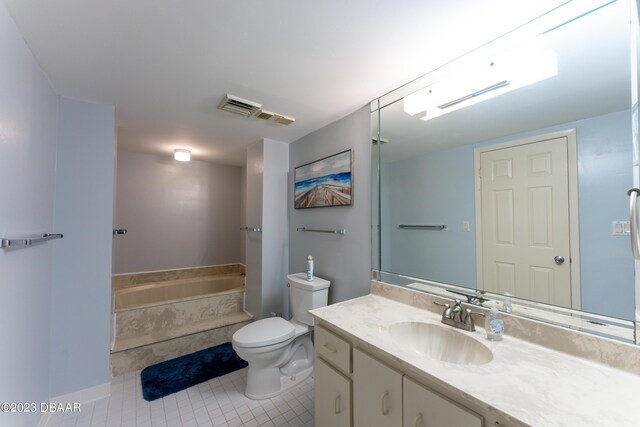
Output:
(310, 281), (640, 427)
(112, 263), (245, 290)
(111, 265), (252, 376)
(114, 275), (245, 311)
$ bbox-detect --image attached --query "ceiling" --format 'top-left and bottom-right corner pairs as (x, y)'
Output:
(3, 0), (567, 165)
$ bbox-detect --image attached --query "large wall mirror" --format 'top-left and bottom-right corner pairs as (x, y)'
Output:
(372, 0), (637, 342)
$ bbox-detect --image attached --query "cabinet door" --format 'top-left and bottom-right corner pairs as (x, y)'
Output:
(403, 376), (483, 427)
(353, 348), (403, 427)
(315, 357), (351, 427)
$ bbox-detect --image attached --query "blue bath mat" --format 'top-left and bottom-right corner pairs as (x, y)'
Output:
(140, 342), (248, 401)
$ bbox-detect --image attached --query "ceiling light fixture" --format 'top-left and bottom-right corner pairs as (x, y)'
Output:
(404, 40), (558, 121)
(174, 149), (191, 162)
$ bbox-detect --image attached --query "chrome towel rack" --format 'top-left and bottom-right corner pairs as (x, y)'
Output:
(296, 227), (346, 236)
(240, 227), (262, 233)
(398, 224), (447, 230)
(1, 233), (63, 249)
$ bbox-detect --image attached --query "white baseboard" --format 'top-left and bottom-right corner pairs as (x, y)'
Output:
(50, 382), (111, 404)
(37, 382), (110, 427)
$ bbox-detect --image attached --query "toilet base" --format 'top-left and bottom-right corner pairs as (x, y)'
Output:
(245, 365), (313, 400)
(241, 334), (314, 400)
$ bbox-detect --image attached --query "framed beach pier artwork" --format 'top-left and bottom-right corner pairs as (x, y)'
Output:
(294, 149), (352, 209)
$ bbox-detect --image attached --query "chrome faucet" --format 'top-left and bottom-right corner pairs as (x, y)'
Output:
(434, 299), (485, 332)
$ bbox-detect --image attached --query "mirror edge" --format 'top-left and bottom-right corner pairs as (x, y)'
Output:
(631, 0), (640, 345)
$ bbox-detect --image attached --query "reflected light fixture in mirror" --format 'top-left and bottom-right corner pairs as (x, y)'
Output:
(403, 39), (558, 121)
(174, 149), (191, 162)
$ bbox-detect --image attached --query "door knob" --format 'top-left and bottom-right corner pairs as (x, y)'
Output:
(554, 255), (565, 265)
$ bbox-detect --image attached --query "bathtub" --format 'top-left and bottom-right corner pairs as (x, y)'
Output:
(113, 275), (245, 312)
(110, 266), (251, 376)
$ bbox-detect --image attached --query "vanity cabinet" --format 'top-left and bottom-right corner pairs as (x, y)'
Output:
(315, 324), (488, 427)
(315, 357), (352, 427)
(314, 325), (353, 427)
(403, 376), (482, 427)
(353, 348), (403, 427)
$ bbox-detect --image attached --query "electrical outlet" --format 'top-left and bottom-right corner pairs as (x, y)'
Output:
(463, 221), (471, 232)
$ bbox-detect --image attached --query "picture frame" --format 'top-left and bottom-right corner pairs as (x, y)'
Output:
(294, 149), (352, 209)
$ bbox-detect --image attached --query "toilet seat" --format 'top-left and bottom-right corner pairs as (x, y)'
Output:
(233, 317), (295, 348)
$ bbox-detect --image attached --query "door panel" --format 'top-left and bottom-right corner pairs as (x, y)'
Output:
(480, 136), (572, 307)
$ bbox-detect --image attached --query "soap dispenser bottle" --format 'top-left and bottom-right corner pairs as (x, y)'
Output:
(503, 293), (513, 313)
(485, 301), (504, 341)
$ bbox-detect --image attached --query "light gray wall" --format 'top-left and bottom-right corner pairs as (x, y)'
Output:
(113, 150), (242, 273)
(262, 139), (289, 318)
(289, 106), (372, 304)
(240, 165), (247, 265)
(244, 139), (289, 319)
(50, 97), (115, 397)
(0, 3), (58, 425)
(382, 110), (634, 320)
(245, 141), (264, 317)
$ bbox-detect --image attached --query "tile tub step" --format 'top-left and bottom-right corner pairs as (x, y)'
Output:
(110, 318), (252, 377)
(113, 287), (246, 342)
(112, 311), (252, 353)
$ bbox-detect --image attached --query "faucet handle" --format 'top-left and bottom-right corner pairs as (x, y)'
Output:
(433, 300), (452, 319)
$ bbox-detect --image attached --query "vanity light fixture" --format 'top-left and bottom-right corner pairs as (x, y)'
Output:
(174, 149), (191, 162)
(404, 41), (558, 121)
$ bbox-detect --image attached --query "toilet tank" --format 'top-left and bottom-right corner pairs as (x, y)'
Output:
(288, 273), (330, 326)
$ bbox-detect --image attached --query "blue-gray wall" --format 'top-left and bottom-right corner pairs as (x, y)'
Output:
(0, 2), (58, 425)
(0, 6), (115, 423)
(381, 110), (634, 320)
(50, 98), (115, 397)
(289, 106), (372, 305)
(381, 143), (476, 287)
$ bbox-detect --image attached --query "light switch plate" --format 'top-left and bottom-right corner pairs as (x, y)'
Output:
(612, 221), (630, 236)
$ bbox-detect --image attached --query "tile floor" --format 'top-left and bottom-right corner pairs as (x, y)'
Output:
(46, 368), (314, 427)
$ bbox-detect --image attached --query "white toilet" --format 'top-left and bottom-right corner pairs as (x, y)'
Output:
(232, 273), (330, 399)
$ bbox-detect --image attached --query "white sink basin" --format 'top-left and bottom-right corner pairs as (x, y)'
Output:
(387, 321), (493, 366)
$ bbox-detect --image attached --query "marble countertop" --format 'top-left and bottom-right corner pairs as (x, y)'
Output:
(310, 294), (640, 427)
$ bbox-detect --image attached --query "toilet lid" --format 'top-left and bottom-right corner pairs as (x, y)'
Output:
(232, 317), (295, 348)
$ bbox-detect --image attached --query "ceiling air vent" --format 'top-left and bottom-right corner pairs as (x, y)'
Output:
(273, 114), (295, 126)
(217, 94), (262, 117)
(255, 110), (275, 121)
